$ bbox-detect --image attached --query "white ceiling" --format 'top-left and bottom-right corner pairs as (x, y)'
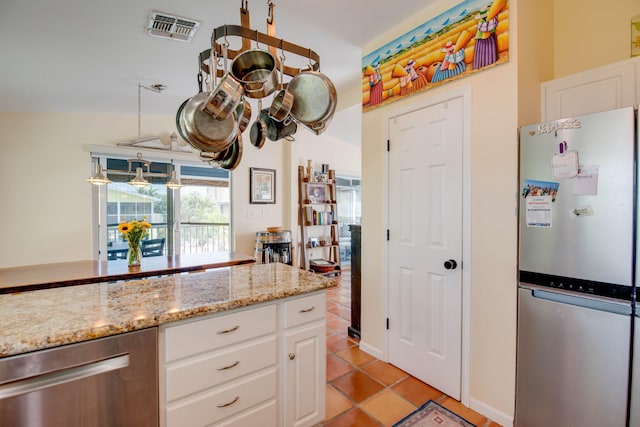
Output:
(0, 0), (437, 144)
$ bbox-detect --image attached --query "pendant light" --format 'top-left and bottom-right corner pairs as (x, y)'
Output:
(86, 163), (112, 185)
(166, 169), (183, 190)
(128, 167), (151, 188)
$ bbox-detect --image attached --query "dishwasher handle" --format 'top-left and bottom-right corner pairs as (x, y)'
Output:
(521, 284), (632, 316)
(0, 354), (129, 400)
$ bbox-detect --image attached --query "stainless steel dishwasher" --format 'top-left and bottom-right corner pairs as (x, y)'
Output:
(0, 328), (158, 427)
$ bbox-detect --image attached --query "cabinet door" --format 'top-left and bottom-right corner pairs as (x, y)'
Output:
(283, 322), (326, 427)
(541, 57), (639, 121)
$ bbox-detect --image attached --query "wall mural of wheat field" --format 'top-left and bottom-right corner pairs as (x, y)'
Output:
(362, 0), (509, 111)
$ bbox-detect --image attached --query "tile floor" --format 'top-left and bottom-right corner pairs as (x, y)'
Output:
(320, 272), (502, 427)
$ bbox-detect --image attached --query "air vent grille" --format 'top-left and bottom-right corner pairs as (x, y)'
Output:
(147, 11), (200, 42)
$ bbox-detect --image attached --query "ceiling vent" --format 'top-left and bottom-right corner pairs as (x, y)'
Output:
(146, 10), (200, 42)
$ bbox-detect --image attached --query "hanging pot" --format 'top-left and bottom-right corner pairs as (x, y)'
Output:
(236, 98), (252, 133)
(203, 74), (244, 121)
(230, 49), (278, 99)
(181, 92), (238, 153)
(287, 70), (337, 135)
(175, 98), (191, 142)
(269, 88), (294, 123)
(259, 108), (297, 142)
(269, 55), (294, 123)
(217, 134), (243, 170)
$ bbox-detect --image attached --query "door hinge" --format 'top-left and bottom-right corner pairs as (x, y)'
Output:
(386, 229), (390, 241)
(387, 139), (390, 152)
(386, 318), (390, 330)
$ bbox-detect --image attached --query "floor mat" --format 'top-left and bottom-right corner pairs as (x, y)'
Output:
(393, 400), (477, 427)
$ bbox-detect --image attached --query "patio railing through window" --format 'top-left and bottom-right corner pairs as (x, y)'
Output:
(106, 222), (230, 257)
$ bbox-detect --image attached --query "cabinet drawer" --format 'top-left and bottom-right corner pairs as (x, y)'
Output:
(283, 292), (326, 329)
(164, 304), (276, 362)
(214, 399), (277, 427)
(166, 368), (277, 426)
(166, 336), (277, 402)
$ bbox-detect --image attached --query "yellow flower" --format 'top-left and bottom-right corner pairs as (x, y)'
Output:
(118, 222), (132, 234)
(140, 221), (152, 229)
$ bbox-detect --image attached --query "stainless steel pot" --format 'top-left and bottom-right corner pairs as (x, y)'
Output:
(269, 89), (294, 123)
(259, 108), (297, 142)
(182, 92), (238, 153)
(230, 49), (278, 99)
(288, 70), (337, 135)
(203, 74), (244, 121)
(217, 134), (243, 170)
(237, 98), (252, 133)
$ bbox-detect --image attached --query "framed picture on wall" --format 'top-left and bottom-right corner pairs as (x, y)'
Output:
(250, 168), (276, 204)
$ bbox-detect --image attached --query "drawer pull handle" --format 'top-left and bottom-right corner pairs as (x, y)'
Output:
(299, 306), (315, 313)
(217, 325), (240, 334)
(217, 395), (240, 408)
(217, 360), (240, 371)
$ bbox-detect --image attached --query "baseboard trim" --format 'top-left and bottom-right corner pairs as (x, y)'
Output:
(358, 340), (383, 360)
(469, 397), (513, 427)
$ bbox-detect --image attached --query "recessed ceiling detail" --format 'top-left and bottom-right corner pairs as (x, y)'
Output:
(146, 10), (200, 42)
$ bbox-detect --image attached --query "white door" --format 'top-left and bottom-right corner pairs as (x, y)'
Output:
(388, 97), (463, 399)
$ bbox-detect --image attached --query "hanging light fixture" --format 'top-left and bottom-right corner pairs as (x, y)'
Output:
(166, 168), (183, 190)
(128, 167), (151, 188)
(86, 163), (112, 185)
(87, 152), (181, 189)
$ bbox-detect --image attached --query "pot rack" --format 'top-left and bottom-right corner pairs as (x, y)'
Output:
(198, 0), (320, 82)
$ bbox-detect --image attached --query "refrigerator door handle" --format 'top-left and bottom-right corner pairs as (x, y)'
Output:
(521, 284), (631, 315)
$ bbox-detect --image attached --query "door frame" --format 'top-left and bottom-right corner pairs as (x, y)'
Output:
(381, 85), (472, 406)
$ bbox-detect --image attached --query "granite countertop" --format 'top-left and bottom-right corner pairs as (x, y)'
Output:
(0, 263), (337, 358)
(0, 252), (256, 294)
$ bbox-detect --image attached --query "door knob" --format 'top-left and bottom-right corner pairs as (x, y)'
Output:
(444, 259), (458, 270)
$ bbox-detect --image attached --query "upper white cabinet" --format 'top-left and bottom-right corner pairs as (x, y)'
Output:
(542, 56), (640, 121)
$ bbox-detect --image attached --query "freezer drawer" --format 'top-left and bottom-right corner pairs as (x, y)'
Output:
(515, 287), (631, 427)
(631, 315), (640, 427)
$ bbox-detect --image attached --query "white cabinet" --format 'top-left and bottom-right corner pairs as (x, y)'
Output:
(159, 292), (327, 427)
(541, 56), (640, 121)
(282, 293), (327, 427)
(159, 304), (278, 427)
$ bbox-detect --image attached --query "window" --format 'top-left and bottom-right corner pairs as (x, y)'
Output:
(92, 154), (231, 262)
(335, 176), (361, 266)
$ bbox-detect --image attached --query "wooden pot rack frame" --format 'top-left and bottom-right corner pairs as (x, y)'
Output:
(199, 0), (320, 81)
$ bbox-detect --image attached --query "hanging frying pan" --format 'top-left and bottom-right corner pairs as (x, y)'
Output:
(182, 92), (238, 153)
(287, 70), (337, 135)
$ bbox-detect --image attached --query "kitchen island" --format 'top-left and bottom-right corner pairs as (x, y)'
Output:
(0, 262), (336, 427)
(0, 251), (256, 294)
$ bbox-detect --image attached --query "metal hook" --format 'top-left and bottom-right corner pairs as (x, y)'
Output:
(279, 39), (286, 62)
(255, 29), (261, 49)
(267, 1), (274, 24)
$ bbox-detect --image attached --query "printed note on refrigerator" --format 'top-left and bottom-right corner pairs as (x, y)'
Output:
(572, 165), (599, 196)
(551, 150), (579, 179)
(526, 196), (553, 228)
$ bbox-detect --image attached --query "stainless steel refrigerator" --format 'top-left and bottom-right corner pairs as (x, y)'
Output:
(516, 106), (638, 427)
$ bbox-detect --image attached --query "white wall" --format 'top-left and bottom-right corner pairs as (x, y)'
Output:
(0, 109), (359, 268)
(360, 0), (518, 421)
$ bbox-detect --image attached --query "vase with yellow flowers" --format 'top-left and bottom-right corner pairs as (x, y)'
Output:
(117, 218), (152, 267)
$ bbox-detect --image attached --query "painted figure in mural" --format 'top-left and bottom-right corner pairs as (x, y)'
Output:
(405, 59), (428, 92)
(367, 62), (384, 106)
(430, 40), (466, 83)
(473, 0), (505, 69)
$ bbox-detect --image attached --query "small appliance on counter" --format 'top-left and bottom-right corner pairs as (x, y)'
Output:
(254, 229), (293, 265)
